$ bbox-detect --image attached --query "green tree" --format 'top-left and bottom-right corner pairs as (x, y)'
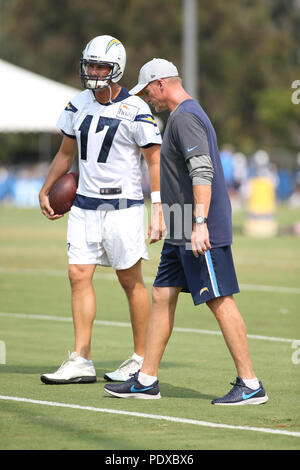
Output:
(0, 0), (300, 163)
(199, 0), (300, 153)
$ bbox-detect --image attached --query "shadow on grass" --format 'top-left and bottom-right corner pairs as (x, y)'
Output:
(158, 382), (214, 401)
(1, 362), (214, 401)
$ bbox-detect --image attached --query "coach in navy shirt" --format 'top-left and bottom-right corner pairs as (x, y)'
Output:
(104, 59), (268, 405)
(160, 99), (232, 248)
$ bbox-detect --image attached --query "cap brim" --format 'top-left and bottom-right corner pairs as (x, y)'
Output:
(129, 83), (148, 96)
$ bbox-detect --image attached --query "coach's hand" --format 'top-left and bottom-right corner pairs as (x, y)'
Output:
(191, 223), (211, 257)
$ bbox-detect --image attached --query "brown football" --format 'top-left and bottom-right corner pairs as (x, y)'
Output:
(48, 172), (79, 214)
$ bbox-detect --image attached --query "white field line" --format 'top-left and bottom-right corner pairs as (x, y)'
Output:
(0, 266), (300, 295)
(0, 395), (300, 439)
(0, 312), (298, 344)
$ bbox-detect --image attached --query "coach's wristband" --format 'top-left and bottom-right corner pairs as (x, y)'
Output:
(151, 191), (161, 203)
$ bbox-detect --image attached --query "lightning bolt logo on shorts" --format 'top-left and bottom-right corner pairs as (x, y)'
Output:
(200, 287), (209, 296)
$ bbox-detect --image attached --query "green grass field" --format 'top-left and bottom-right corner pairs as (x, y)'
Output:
(0, 204), (300, 450)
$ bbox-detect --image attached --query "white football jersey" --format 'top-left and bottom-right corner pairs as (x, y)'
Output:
(57, 88), (162, 201)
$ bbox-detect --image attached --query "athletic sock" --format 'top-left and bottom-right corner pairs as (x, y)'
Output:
(78, 356), (93, 364)
(242, 377), (260, 390)
(132, 352), (144, 362)
(138, 371), (157, 386)
(74, 352), (91, 363)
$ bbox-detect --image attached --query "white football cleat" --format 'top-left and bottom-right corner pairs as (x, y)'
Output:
(40, 352), (96, 384)
(104, 353), (144, 382)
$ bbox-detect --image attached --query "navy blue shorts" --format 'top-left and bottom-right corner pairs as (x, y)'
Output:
(153, 242), (240, 305)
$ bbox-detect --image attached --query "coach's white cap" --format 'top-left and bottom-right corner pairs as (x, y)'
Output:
(129, 58), (179, 95)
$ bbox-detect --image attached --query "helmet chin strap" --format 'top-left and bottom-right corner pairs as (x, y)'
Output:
(108, 84), (112, 103)
(89, 81), (113, 104)
(96, 80), (113, 103)
(87, 79), (109, 89)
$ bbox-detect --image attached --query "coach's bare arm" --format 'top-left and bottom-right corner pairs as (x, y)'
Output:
(39, 135), (77, 220)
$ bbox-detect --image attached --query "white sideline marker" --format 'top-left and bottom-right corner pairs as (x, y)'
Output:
(1, 395), (300, 438)
(0, 311), (298, 344)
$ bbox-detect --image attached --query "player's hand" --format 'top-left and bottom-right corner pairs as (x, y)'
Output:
(148, 203), (166, 244)
(39, 192), (64, 220)
(190, 223), (211, 257)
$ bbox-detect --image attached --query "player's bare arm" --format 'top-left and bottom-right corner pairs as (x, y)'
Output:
(39, 135), (77, 220)
(141, 144), (166, 243)
(191, 184), (212, 257)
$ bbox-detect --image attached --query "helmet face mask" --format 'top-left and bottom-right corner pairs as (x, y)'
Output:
(80, 35), (126, 90)
(80, 59), (121, 90)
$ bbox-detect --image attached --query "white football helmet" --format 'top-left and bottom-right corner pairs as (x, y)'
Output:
(80, 35), (126, 90)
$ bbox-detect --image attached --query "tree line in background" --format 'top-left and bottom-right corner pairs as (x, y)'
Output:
(0, 0), (300, 165)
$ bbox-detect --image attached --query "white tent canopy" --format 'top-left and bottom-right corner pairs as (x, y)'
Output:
(0, 59), (80, 133)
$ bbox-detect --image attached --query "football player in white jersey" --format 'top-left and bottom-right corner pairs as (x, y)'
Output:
(39, 35), (164, 385)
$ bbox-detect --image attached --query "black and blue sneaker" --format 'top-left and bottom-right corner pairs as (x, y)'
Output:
(211, 377), (268, 406)
(104, 372), (161, 399)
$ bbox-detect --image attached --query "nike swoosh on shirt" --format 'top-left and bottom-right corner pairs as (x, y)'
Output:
(187, 145), (198, 152)
(242, 388), (262, 400)
(130, 385), (153, 393)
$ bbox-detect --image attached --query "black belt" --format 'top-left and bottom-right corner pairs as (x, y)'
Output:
(73, 194), (144, 211)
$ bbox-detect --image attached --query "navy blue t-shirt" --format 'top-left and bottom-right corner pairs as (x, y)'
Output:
(160, 99), (232, 247)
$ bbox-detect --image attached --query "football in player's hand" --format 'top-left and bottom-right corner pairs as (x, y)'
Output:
(48, 172), (79, 214)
